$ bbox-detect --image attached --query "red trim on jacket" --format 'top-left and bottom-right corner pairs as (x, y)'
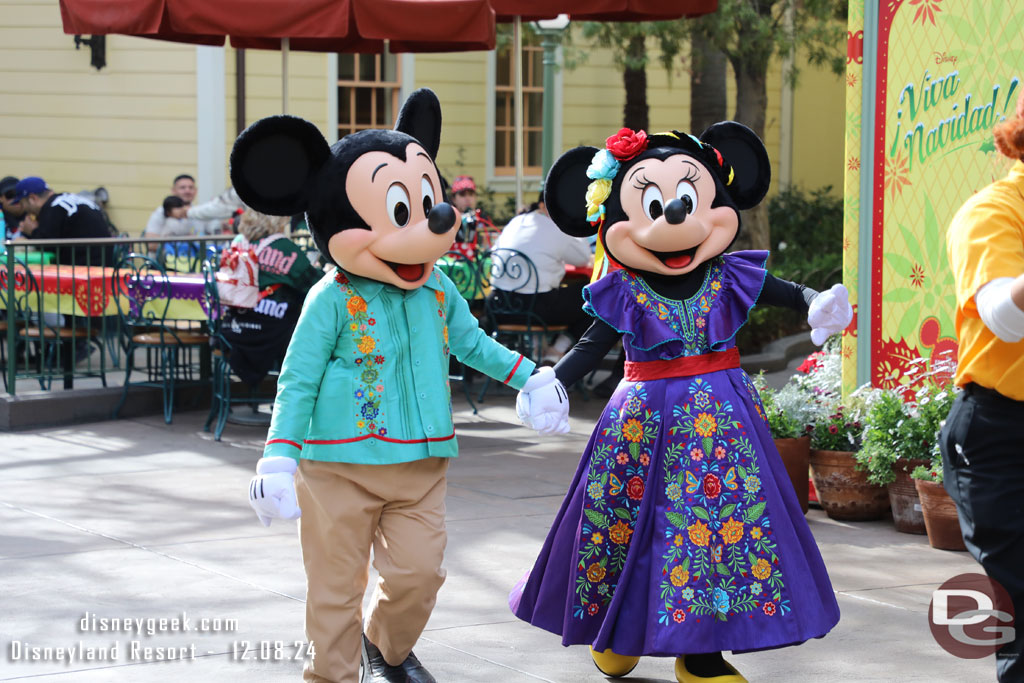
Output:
(267, 438), (303, 450)
(304, 432), (457, 446)
(503, 355), (524, 384)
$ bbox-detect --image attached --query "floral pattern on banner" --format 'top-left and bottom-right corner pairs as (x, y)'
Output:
(658, 378), (790, 625)
(574, 382), (661, 618)
(623, 258), (724, 350)
(336, 270), (387, 437)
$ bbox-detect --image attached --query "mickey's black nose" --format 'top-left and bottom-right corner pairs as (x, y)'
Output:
(428, 203), (457, 234)
(664, 198), (690, 225)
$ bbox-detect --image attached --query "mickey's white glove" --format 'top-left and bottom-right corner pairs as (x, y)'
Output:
(248, 456), (302, 527)
(807, 283), (854, 346)
(516, 366), (570, 435)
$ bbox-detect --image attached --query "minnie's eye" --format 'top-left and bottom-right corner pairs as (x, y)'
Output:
(642, 185), (664, 221)
(421, 175), (435, 215)
(675, 180), (698, 215)
(386, 183), (411, 228)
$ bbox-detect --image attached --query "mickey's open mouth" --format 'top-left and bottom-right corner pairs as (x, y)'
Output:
(652, 246), (698, 269)
(385, 261), (427, 282)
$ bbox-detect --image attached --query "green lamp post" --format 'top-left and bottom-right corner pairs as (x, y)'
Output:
(532, 14), (570, 180)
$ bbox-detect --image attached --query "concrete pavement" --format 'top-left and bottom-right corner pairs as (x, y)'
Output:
(0, 385), (994, 682)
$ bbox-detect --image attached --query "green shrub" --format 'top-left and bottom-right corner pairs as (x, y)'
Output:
(738, 186), (843, 353)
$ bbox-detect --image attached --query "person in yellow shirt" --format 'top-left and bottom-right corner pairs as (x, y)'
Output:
(943, 92), (1024, 683)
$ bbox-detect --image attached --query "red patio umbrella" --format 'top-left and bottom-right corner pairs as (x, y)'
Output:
(59, 0), (497, 111)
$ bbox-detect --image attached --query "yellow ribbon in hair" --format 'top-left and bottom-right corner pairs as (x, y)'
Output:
(727, 167), (735, 185)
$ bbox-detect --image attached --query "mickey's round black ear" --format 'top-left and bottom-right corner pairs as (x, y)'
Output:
(700, 121), (771, 210)
(230, 115), (330, 216)
(394, 88), (442, 159)
(544, 146), (600, 237)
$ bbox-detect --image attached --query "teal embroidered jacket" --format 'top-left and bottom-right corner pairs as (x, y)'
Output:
(263, 266), (535, 464)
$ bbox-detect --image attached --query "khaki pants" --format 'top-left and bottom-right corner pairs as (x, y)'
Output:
(296, 457), (449, 683)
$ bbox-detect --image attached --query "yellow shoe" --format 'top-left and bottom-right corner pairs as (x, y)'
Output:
(674, 655), (747, 683)
(590, 647), (641, 677)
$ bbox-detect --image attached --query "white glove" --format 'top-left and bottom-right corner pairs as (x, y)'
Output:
(807, 283), (854, 346)
(516, 366), (571, 435)
(248, 456), (302, 527)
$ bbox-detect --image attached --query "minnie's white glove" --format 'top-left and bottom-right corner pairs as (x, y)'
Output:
(516, 367), (571, 435)
(248, 456), (302, 527)
(807, 283), (854, 346)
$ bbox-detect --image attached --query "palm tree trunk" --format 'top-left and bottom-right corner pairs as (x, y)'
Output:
(622, 34), (648, 131)
(731, 56), (771, 252)
(690, 34), (727, 135)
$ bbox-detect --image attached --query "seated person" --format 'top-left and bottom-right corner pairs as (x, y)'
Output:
(487, 191), (595, 365)
(219, 210), (323, 386)
(450, 175), (494, 256)
(11, 176), (114, 266)
(145, 174), (222, 237)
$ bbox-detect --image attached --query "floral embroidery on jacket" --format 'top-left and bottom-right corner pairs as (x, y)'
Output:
(336, 276), (387, 437)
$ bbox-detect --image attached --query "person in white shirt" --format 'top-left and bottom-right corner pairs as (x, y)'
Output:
(144, 174), (222, 237)
(489, 191), (594, 364)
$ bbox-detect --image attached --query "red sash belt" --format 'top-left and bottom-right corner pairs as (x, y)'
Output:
(624, 347), (741, 381)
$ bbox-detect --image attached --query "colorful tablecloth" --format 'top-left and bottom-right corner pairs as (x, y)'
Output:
(0, 265), (210, 321)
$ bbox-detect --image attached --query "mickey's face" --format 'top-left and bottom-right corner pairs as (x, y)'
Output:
(604, 154), (738, 277)
(329, 142), (458, 290)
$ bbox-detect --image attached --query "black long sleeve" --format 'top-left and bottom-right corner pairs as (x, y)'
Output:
(759, 273), (818, 313)
(553, 318), (620, 388)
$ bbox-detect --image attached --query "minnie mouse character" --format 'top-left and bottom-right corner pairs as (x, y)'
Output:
(511, 124), (851, 682)
(234, 89), (569, 683)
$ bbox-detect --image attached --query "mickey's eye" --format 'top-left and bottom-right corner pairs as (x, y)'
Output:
(675, 180), (698, 215)
(642, 184), (665, 221)
(421, 175), (435, 215)
(386, 183), (411, 228)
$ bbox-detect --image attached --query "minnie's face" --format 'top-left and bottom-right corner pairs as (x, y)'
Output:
(604, 154), (738, 276)
(328, 142), (458, 289)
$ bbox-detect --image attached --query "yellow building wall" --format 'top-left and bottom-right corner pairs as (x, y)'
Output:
(413, 52), (491, 185)
(0, 0), (198, 234)
(790, 56), (846, 195)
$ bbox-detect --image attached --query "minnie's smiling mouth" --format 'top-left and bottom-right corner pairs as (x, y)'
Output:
(385, 261), (427, 282)
(651, 246), (698, 269)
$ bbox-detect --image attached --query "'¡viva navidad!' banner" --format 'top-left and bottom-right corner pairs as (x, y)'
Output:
(842, 0), (1023, 395)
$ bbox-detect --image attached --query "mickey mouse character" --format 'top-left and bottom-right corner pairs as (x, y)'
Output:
(235, 89), (569, 683)
(510, 124), (851, 682)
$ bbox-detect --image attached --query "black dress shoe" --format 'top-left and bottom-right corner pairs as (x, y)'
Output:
(399, 649), (436, 683)
(360, 635), (436, 683)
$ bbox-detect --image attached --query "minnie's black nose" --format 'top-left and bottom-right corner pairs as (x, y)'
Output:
(664, 198), (690, 225)
(428, 203), (457, 234)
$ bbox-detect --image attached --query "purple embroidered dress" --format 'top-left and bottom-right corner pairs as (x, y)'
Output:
(510, 251), (839, 656)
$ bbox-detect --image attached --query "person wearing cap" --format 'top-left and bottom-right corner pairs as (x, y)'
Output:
(450, 175), (493, 248)
(10, 176), (114, 265)
(1, 175), (26, 239)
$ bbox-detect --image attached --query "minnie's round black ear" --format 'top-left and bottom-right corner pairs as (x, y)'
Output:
(230, 115), (330, 216)
(544, 146), (600, 237)
(394, 88), (442, 159)
(700, 121), (771, 210)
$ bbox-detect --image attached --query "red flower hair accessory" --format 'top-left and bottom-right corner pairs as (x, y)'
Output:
(605, 128), (649, 161)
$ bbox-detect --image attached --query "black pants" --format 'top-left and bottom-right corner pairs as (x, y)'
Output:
(941, 385), (1024, 682)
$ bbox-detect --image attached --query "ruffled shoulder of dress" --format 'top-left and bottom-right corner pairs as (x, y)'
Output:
(582, 270), (688, 354)
(708, 250), (769, 351)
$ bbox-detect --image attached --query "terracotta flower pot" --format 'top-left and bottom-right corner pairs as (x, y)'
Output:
(808, 449), (890, 521)
(774, 436), (810, 514)
(914, 478), (967, 551)
(886, 459), (930, 535)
